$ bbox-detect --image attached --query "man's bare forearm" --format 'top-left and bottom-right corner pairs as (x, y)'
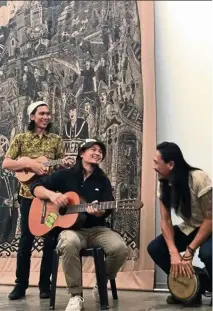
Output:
(161, 219), (178, 253)
(189, 219), (212, 250)
(33, 186), (54, 200)
(2, 157), (31, 172)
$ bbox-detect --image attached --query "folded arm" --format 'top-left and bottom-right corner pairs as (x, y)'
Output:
(160, 202), (178, 253)
(30, 170), (63, 198)
(30, 170), (69, 206)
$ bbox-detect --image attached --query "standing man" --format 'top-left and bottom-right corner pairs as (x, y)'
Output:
(30, 139), (128, 311)
(76, 60), (97, 100)
(2, 101), (73, 300)
(148, 142), (212, 306)
(94, 57), (108, 85)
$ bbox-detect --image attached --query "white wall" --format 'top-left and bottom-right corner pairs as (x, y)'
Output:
(154, 1), (212, 288)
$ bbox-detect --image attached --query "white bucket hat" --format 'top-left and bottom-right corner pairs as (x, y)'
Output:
(27, 101), (48, 121)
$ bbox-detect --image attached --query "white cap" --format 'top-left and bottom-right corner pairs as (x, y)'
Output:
(27, 101), (48, 120)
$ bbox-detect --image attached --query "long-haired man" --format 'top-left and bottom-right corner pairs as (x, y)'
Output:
(3, 101), (73, 300)
(148, 142), (212, 306)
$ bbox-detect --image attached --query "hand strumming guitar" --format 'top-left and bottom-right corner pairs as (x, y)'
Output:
(87, 200), (105, 217)
(30, 161), (47, 175)
(49, 192), (68, 207)
(16, 157), (47, 175)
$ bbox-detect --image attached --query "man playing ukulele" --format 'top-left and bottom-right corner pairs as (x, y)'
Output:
(2, 101), (74, 300)
(30, 139), (128, 311)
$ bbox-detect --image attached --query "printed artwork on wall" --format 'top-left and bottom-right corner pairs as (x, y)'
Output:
(0, 0), (143, 260)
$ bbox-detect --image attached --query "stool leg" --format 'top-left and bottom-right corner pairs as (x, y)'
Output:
(110, 279), (118, 300)
(49, 250), (59, 310)
(80, 255), (83, 298)
(93, 248), (109, 310)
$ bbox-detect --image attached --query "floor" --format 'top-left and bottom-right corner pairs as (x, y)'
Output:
(0, 286), (211, 311)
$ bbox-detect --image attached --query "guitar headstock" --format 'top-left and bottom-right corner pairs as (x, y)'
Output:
(117, 199), (143, 210)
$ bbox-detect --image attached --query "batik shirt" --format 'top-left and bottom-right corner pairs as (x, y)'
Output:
(5, 131), (63, 199)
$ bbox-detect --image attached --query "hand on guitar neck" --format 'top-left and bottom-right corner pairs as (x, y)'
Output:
(87, 201), (105, 217)
(60, 156), (76, 168)
(48, 192), (103, 216)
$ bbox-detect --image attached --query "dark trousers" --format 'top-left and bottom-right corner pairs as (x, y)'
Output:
(147, 225), (212, 282)
(15, 198), (55, 290)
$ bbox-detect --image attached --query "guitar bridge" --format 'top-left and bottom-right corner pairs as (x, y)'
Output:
(41, 201), (47, 224)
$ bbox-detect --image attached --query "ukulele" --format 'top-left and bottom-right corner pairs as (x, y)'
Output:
(15, 156), (64, 183)
(29, 191), (143, 237)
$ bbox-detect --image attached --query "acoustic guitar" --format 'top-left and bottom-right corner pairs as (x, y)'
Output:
(15, 156), (64, 183)
(29, 191), (143, 237)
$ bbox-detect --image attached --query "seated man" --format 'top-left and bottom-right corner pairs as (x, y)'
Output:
(30, 139), (128, 311)
(148, 142), (212, 306)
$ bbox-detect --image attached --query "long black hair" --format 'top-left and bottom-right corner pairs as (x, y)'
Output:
(157, 142), (199, 219)
(27, 104), (52, 132)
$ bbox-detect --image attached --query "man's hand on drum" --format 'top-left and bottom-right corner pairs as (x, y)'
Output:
(170, 250), (194, 278)
(181, 248), (195, 278)
(170, 251), (183, 279)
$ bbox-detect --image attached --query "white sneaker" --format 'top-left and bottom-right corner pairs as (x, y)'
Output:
(65, 296), (84, 311)
(92, 285), (100, 303)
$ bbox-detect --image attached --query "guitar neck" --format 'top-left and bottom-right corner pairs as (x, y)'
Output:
(45, 159), (62, 167)
(67, 201), (118, 214)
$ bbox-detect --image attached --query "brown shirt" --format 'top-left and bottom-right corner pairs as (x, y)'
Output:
(5, 131), (63, 199)
(157, 170), (212, 235)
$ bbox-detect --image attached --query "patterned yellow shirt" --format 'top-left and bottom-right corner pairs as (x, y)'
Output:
(5, 131), (63, 199)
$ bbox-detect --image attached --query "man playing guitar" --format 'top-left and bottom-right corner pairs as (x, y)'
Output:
(2, 101), (74, 300)
(30, 139), (128, 311)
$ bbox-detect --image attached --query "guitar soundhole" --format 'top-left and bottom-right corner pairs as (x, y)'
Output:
(59, 206), (67, 216)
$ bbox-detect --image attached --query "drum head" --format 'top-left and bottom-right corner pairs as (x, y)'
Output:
(168, 272), (200, 302)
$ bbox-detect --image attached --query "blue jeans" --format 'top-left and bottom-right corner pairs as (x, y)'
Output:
(147, 225), (212, 284)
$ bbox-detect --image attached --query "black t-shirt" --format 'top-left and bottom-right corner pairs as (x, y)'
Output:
(30, 167), (113, 228)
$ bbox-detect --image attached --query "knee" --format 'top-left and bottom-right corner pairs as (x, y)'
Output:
(110, 240), (128, 260)
(57, 231), (81, 255)
(147, 239), (160, 260)
(119, 241), (128, 260)
(199, 246), (212, 262)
